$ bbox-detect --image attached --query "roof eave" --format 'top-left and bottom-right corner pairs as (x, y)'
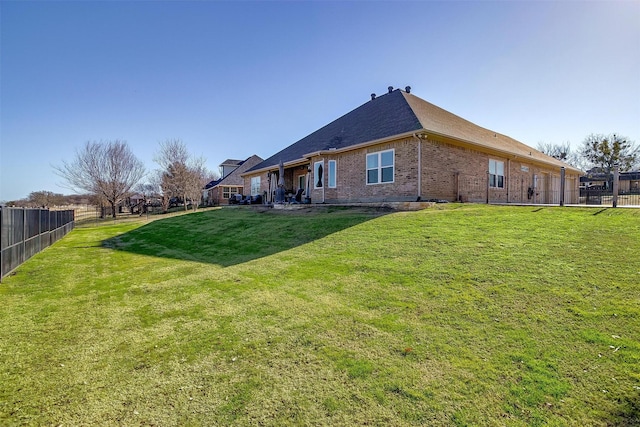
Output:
(425, 129), (583, 174)
(242, 128), (582, 177)
(240, 158), (310, 177)
(305, 130), (420, 157)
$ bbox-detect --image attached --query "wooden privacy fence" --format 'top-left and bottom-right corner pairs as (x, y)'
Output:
(0, 207), (74, 281)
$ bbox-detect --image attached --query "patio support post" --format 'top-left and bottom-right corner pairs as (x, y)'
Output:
(612, 164), (619, 208)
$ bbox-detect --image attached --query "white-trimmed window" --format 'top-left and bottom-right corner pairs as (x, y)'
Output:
(489, 159), (504, 188)
(328, 160), (336, 188)
(314, 161), (324, 188)
(250, 176), (261, 196)
(222, 186), (237, 199)
(366, 149), (394, 184)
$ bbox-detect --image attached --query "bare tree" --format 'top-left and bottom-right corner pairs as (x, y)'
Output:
(27, 191), (65, 208)
(537, 141), (581, 169)
(155, 139), (189, 210)
(537, 141), (571, 161)
(184, 156), (208, 211)
(154, 139), (210, 211)
(54, 140), (146, 217)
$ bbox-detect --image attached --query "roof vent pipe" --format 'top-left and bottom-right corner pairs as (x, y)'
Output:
(371, 93), (376, 100)
(388, 86), (394, 93)
(405, 86), (411, 93)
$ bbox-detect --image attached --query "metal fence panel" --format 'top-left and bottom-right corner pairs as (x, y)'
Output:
(2, 244), (22, 279)
(1, 209), (24, 248)
(0, 207), (74, 280)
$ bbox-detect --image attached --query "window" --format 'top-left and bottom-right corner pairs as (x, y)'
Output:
(489, 159), (504, 188)
(328, 160), (336, 188)
(366, 149), (394, 184)
(314, 161), (324, 188)
(298, 175), (306, 191)
(250, 176), (261, 196)
(222, 186), (236, 199)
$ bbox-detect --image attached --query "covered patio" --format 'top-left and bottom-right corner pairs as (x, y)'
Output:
(264, 162), (311, 204)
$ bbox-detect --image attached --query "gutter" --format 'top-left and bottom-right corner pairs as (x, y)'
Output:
(412, 133), (426, 200)
(240, 158), (311, 177)
(241, 130), (422, 178)
(241, 128), (581, 177)
(304, 130), (420, 158)
(426, 130), (583, 175)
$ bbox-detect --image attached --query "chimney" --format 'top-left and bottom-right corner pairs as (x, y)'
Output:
(371, 93), (376, 100)
(388, 86), (394, 93)
(405, 86), (411, 93)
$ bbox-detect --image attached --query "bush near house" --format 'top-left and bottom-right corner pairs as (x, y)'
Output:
(0, 205), (638, 426)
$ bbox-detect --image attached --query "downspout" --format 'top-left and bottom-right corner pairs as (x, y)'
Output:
(418, 136), (422, 201)
(507, 158), (511, 203)
(321, 158), (325, 203)
(413, 133), (424, 201)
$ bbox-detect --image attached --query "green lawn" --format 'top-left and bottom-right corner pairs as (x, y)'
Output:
(1, 205), (639, 426)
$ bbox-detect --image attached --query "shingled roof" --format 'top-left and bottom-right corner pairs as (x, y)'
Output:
(246, 89), (579, 173)
(220, 159), (244, 166)
(214, 155), (263, 187)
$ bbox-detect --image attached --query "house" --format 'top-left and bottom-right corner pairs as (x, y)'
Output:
(580, 169), (640, 193)
(242, 87), (582, 205)
(204, 155), (263, 205)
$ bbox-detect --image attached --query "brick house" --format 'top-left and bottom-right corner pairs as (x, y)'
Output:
(205, 155), (263, 205)
(243, 87), (581, 205)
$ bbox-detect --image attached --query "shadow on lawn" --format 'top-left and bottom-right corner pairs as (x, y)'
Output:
(613, 392), (640, 426)
(102, 206), (392, 267)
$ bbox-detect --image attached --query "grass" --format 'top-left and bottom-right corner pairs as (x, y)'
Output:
(0, 204), (639, 426)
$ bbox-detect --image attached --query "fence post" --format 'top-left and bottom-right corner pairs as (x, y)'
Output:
(1, 207), (3, 282)
(22, 208), (26, 265)
(612, 165), (619, 208)
(560, 167), (565, 207)
(38, 209), (42, 253)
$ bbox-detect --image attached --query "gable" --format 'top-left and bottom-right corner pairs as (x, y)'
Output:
(215, 155), (263, 187)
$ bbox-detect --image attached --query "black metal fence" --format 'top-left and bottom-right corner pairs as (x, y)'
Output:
(457, 171), (639, 207)
(1, 207), (74, 281)
(456, 173), (580, 205)
(577, 189), (640, 207)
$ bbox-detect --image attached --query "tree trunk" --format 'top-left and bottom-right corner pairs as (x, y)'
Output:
(110, 201), (117, 218)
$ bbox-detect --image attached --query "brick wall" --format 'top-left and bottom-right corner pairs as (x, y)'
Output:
(244, 136), (580, 205)
(207, 185), (244, 205)
(307, 138), (419, 203)
(419, 137), (580, 203)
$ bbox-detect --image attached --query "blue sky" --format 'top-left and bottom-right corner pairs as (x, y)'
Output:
(1, 1), (639, 202)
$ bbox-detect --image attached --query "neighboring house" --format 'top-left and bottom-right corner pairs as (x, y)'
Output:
(242, 87), (582, 205)
(580, 170), (640, 193)
(205, 155), (263, 205)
